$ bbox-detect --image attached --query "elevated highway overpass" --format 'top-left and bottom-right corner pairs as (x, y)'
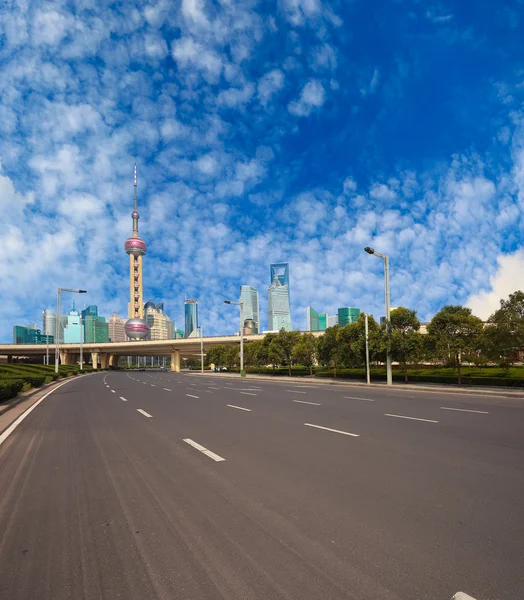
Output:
(0, 334), (272, 371)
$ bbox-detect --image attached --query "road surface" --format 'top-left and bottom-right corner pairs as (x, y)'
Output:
(1, 371), (523, 600)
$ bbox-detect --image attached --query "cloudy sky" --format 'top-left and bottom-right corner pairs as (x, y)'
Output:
(1, 0), (524, 339)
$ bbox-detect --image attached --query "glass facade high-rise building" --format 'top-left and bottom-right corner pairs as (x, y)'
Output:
(268, 263), (292, 331)
(13, 324), (54, 344)
(184, 300), (199, 338)
(240, 286), (260, 334)
(306, 307), (328, 331)
(338, 307), (361, 327)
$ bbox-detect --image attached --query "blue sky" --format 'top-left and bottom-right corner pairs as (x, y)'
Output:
(1, 0), (524, 339)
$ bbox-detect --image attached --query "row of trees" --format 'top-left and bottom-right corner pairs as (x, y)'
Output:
(207, 291), (524, 383)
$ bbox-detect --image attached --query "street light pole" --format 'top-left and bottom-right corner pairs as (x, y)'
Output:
(200, 326), (204, 374)
(364, 247), (392, 386)
(224, 299), (244, 376)
(79, 316), (83, 371)
(55, 288), (87, 374)
(364, 313), (371, 385)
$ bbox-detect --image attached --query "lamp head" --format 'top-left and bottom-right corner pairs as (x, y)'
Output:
(224, 300), (232, 304)
(364, 247), (374, 255)
(79, 290), (87, 294)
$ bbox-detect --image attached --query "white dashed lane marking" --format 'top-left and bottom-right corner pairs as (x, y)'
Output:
(440, 407), (489, 414)
(186, 394), (199, 399)
(293, 400), (321, 406)
(183, 438), (225, 462)
(385, 413), (438, 423)
(304, 423), (360, 437)
(137, 409), (153, 418)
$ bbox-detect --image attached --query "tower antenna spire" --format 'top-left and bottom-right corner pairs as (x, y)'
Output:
(132, 163), (139, 237)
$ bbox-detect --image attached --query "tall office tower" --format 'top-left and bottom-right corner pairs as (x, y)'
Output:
(306, 306), (327, 331)
(108, 312), (127, 342)
(81, 306), (109, 343)
(338, 307), (361, 327)
(184, 299), (199, 338)
(144, 301), (175, 340)
(124, 165), (150, 340)
(42, 309), (56, 337)
(240, 286), (260, 334)
(63, 300), (83, 343)
(268, 263), (292, 331)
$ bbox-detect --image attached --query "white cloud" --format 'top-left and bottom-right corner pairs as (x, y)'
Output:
(181, 0), (209, 26)
(217, 83), (255, 108)
(288, 79), (325, 116)
(467, 250), (524, 319)
(171, 37), (223, 83)
(32, 9), (72, 46)
(279, 0), (322, 26)
(257, 69), (285, 106)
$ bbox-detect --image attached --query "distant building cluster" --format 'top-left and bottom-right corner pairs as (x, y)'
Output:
(306, 306), (361, 331)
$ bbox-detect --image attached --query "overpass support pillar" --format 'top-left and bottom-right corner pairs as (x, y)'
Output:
(7, 355), (12, 363)
(60, 351), (76, 366)
(108, 354), (118, 368)
(91, 352), (99, 369)
(100, 353), (109, 369)
(170, 349), (180, 373)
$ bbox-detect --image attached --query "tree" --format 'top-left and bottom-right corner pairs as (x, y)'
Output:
(267, 329), (301, 375)
(481, 291), (524, 372)
(243, 340), (264, 372)
(337, 315), (380, 369)
(389, 307), (424, 383)
(292, 333), (318, 376)
(206, 344), (226, 368)
(427, 305), (483, 385)
(317, 325), (341, 377)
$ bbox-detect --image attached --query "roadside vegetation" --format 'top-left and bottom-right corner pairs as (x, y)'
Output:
(0, 364), (93, 403)
(207, 290), (524, 387)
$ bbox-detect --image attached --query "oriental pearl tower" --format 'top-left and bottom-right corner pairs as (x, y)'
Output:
(124, 165), (150, 340)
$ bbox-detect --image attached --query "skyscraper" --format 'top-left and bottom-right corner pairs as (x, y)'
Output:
(268, 263), (292, 331)
(144, 301), (175, 340)
(108, 312), (127, 342)
(306, 307), (327, 331)
(81, 306), (109, 343)
(184, 300), (199, 338)
(240, 285), (260, 334)
(42, 309), (56, 337)
(338, 307), (361, 326)
(63, 300), (83, 343)
(124, 165), (150, 340)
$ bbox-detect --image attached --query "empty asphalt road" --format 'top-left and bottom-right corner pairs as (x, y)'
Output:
(1, 371), (523, 600)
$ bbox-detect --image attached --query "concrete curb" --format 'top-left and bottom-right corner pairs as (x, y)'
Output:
(185, 371), (524, 398)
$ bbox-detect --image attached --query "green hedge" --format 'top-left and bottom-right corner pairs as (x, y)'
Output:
(0, 380), (24, 402)
(0, 375), (47, 388)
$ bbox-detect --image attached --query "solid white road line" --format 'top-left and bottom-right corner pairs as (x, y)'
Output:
(186, 394), (199, 399)
(163, 388), (172, 391)
(286, 390), (306, 394)
(385, 413), (439, 423)
(227, 404), (252, 412)
(0, 379), (75, 447)
(240, 391), (257, 396)
(137, 409), (153, 418)
(304, 423), (359, 437)
(440, 407), (489, 414)
(183, 438), (225, 462)
(120, 396), (128, 402)
(345, 396), (375, 402)
(293, 399), (321, 405)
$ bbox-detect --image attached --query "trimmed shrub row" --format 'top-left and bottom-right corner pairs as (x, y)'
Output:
(0, 380), (24, 402)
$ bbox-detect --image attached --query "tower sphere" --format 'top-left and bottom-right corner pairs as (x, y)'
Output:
(125, 236), (147, 256)
(124, 318), (149, 340)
